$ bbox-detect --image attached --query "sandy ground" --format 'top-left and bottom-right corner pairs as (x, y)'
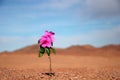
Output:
(0, 53), (120, 80)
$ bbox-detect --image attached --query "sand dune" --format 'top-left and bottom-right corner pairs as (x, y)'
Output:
(1, 44), (119, 56)
(0, 44), (119, 69)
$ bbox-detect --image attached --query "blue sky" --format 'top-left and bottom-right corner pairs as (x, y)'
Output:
(0, 0), (120, 51)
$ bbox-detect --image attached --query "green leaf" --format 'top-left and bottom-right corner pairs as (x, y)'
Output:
(45, 48), (50, 56)
(38, 47), (45, 57)
(50, 47), (56, 54)
(40, 47), (45, 53)
(39, 51), (44, 57)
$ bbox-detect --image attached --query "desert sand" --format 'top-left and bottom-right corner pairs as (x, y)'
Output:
(0, 44), (120, 80)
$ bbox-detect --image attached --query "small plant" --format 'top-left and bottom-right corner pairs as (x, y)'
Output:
(38, 31), (56, 76)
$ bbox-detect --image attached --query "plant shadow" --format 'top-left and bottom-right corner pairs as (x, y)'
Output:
(42, 72), (55, 76)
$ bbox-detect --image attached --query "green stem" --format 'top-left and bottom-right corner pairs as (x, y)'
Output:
(48, 56), (52, 73)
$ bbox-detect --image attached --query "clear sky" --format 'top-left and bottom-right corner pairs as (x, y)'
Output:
(0, 0), (120, 51)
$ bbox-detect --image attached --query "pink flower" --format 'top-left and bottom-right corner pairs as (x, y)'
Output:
(44, 31), (55, 42)
(39, 36), (51, 48)
(38, 31), (55, 48)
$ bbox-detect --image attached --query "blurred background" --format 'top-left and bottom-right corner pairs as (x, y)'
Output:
(0, 0), (120, 52)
